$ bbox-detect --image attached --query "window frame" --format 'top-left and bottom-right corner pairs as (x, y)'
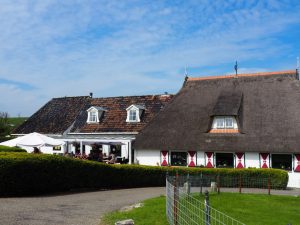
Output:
(225, 117), (234, 128)
(215, 153), (234, 168)
(170, 152), (187, 166)
(128, 109), (137, 122)
(215, 116), (236, 129)
(271, 154), (292, 171)
(89, 111), (97, 122)
(216, 117), (225, 128)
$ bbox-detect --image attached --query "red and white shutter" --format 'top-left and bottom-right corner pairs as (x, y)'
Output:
(260, 153), (270, 168)
(188, 151), (196, 167)
(205, 152), (214, 168)
(235, 153), (245, 168)
(160, 151), (169, 166)
(294, 154), (300, 172)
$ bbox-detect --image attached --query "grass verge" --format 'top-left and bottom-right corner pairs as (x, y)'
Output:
(100, 196), (168, 225)
(101, 193), (300, 225)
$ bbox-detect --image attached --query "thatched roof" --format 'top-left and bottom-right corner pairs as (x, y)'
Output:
(134, 70), (300, 153)
(13, 95), (173, 135)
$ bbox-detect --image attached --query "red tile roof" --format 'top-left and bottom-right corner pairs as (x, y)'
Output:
(72, 95), (173, 133)
(14, 95), (173, 134)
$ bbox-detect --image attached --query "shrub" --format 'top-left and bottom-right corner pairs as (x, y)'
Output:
(0, 153), (288, 196)
(0, 146), (27, 152)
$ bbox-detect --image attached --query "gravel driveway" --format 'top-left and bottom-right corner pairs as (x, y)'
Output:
(0, 187), (165, 225)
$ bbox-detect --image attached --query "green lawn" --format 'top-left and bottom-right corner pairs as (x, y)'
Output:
(101, 196), (168, 225)
(101, 193), (300, 225)
(8, 117), (27, 127)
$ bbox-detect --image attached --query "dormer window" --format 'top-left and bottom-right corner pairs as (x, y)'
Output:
(86, 106), (107, 123)
(126, 104), (145, 123)
(216, 117), (234, 129)
(89, 111), (98, 122)
(210, 116), (238, 133)
(129, 109), (137, 121)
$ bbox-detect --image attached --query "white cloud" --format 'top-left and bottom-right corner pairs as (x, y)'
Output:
(0, 0), (299, 116)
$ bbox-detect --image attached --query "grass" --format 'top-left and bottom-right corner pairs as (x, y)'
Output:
(206, 192), (300, 225)
(101, 193), (300, 225)
(7, 117), (27, 127)
(101, 196), (168, 225)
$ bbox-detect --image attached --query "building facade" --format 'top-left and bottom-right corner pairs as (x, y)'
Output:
(13, 94), (173, 163)
(134, 70), (300, 188)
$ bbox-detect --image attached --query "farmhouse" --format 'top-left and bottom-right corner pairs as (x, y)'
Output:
(13, 94), (172, 163)
(134, 70), (300, 188)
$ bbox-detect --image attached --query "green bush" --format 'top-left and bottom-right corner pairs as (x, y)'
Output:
(0, 152), (288, 196)
(0, 145), (27, 152)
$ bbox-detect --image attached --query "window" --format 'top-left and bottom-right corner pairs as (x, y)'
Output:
(129, 109), (137, 122)
(215, 153), (234, 168)
(171, 152), (187, 166)
(89, 111), (97, 122)
(216, 118), (225, 128)
(213, 116), (237, 129)
(271, 154), (292, 171)
(225, 117), (233, 128)
(86, 106), (106, 123)
(126, 104), (144, 122)
(53, 146), (61, 151)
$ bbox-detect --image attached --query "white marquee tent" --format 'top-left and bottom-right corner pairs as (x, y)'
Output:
(0, 132), (64, 149)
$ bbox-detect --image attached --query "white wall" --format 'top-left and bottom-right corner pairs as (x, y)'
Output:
(197, 151), (205, 166)
(135, 149), (161, 166)
(245, 152), (260, 168)
(287, 172), (300, 188)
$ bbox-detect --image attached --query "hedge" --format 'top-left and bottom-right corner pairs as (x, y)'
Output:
(0, 153), (288, 196)
(0, 146), (27, 152)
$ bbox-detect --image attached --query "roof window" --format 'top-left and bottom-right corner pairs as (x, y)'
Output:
(126, 104), (145, 122)
(210, 116), (239, 133)
(86, 106), (106, 123)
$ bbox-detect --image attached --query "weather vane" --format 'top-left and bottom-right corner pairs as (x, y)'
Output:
(234, 61), (238, 76)
(184, 66), (188, 77)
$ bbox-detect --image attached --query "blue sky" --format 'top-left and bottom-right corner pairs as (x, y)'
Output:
(0, 0), (300, 116)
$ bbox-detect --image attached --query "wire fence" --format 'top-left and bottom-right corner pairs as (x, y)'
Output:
(169, 172), (285, 195)
(166, 175), (246, 225)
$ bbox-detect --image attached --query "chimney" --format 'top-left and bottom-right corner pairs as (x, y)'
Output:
(89, 92), (93, 98)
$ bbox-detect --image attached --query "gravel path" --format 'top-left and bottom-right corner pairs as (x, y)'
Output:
(0, 187), (165, 225)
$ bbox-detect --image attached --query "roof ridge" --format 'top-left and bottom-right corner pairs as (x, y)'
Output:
(187, 70), (296, 81)
(91, 94), (173, 100)
(53, 96), (90, 99)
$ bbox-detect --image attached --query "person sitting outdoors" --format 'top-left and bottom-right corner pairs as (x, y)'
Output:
(106, 153), (116, 164)
(98, 151), (103, 162)
(32, 147), (42, 154)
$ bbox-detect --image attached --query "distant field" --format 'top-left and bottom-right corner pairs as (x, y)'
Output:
(7, 117), (28, 127)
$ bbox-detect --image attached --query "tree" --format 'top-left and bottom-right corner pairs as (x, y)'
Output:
(0, 112), (10, 137)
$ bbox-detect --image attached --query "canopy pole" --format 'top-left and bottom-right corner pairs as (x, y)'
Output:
(128, 141), (132, 164)
(80, 141), (83, 155)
